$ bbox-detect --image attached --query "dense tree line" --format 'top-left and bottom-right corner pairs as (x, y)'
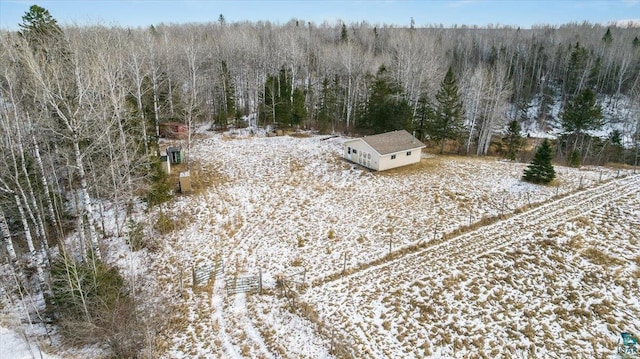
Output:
(4, 13), (638, 153)
(1, 5), (639, 356)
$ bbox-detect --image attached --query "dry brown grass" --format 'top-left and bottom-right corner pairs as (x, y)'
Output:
(291, 257), (304, 267)
(154, 210), (193, 235)
(287, 132), (312, 138)
(377, 154), (442, 176)
(581, 247), (624, 266)
(169, 160), (228, 196)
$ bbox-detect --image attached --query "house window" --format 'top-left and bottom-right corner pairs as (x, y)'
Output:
(353, 149), (358, 154)
(391, 154), (396, 160)
(347, 147), (351, 154)
(406, 151), (412, 156)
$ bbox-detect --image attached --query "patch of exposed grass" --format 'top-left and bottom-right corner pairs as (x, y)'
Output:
(581, 247), (624, 266)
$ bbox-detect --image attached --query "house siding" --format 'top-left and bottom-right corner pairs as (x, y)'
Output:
(343, 139), (381, 170)
(377, 149), (422, 171)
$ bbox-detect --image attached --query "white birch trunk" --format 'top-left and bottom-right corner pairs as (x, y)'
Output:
(0, 206), (19, 268)
(151, 65), (161, 142)
(72, 135), (102, 260)
(14, 194), (49, 296)
(31, 130), (58, 231)
(15, 122), (48, 246)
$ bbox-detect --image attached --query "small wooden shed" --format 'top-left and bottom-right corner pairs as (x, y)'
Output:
(343, 130), (425, 171)
(179, 171), (192, 193)
(160, 151), (171, 174)
(167, 146), (183, 164)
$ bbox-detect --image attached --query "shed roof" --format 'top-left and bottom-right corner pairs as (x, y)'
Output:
(358, 130), (425, 155)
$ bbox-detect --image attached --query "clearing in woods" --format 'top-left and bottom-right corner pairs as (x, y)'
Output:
(150, 133), (639, 358)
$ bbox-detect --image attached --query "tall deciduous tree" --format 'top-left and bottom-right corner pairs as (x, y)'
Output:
(18, 5), (103, 260)
(429, 67), (465, 153)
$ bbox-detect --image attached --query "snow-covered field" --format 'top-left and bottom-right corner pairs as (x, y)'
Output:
(138, 131), (639, 358)
(4, 130), (637, 358)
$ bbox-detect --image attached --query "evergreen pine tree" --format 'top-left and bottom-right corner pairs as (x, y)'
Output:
(258, 67), (308, 127)
(523, 139), (556, 184)
(602, 28), (613, 45)
(414, 91), (434, 141)
(317, 77), (335, 133)
(146, 156), (172, 207)
(502, 120), (524, 161)
(566, 42), (589, 97)
(19, 5), (64, 49)
(568, 149), (581, 167)
(428, 66), (465, 154)
(365, 65), (412, 133)
(340, 24), (348, 43)
(561, 88), (603, 156)
(606, 129), (623, 163)
(275, 67), (293, 125)
(291, 87), (307, 126)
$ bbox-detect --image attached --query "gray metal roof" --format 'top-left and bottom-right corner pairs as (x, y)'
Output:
(360, 130), (425, 155)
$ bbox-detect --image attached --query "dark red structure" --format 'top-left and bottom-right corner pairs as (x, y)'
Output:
(159, 122), (188, 139)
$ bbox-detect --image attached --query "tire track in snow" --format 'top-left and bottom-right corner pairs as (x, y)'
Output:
(231, 293), (275, 359)
(210, 274), (241, 359)
(304, 175), (640, 358)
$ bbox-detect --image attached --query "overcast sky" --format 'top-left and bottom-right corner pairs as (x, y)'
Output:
(1, 0), (639, 30)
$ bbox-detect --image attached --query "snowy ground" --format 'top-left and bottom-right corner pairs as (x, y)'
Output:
(139, 130), (639, 358)
(0, 326), (60, 359)
(3, 129), (638, 358)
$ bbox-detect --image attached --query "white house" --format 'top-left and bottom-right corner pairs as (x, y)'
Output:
(343, 130), (426, 171)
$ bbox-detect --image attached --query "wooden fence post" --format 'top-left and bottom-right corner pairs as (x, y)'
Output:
(179, 266), (183, 295)
(191, 264), (196, 289)
(342, 253), (347, 275)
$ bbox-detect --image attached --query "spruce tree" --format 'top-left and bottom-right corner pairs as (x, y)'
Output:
(317, 77), (336, 133)
(523, 139), (556, 184)
(340, 24), (348, 43)
(414, 91), (434, 141)
(365, 65), (412, 133)
(291, 87), (307, 126)
(503, 120), (524, 161)
(602, 28), (613, 45)
(565, 42), (589, 97)
(428, 66), (465, 154)
(561, 87), (603, 157)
